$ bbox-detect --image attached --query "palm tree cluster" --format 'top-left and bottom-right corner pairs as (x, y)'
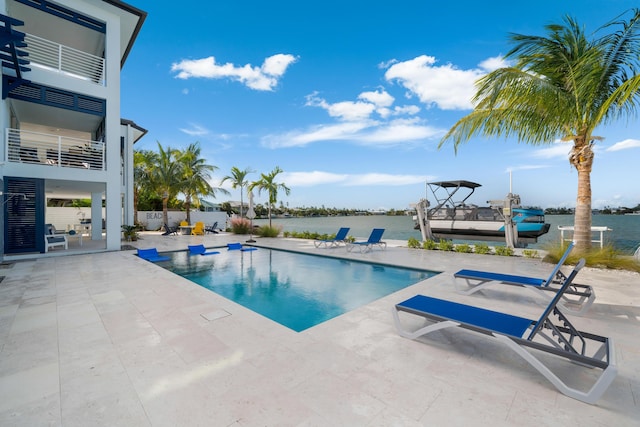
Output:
(440, 9), (640, 251)
(221, 166), (291, 228)
(134, 143), (292, 229)
(134, 141), (229, 225)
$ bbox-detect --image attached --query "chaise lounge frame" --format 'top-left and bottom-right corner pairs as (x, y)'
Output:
(392, 259), (616, 404)
(314, 227), (350, 248)
(346, 228), (387, 253)
(453, 242), (595, 315)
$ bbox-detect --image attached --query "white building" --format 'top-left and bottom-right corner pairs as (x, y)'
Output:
(0, 0), (146, 258)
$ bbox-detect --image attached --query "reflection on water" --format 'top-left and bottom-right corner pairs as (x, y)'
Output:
(164, 248), (436, 332)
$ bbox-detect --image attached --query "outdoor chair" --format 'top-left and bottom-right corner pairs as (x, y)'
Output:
(314, 227), (350, 248)
(191, 221), (205, 236)
(162, 223), (178, 236)
(44, 224), (68, 252)
(453, 242), (595, 315)
(205, 222), (219, 234)
(188, 244), (220, 256)
(392, 259), (616, 404)
(137, 248), (170, 262)
(346, 228), (386, 253)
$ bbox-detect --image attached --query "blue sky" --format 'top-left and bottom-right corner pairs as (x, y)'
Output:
(122, 1), (640, 211)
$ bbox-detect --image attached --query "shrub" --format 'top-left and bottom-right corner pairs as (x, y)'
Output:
(454, 243), (472, 253)
(407, 237), (421, 248)
(230, 217), (251, 234)
(523, 249), (539, 259)
(423, 239), (437, 250)
(256, 225), (282, 237)
(437, 239), (454, 251)
(474, 243), (491, 255)
(495, 246), (514, 256)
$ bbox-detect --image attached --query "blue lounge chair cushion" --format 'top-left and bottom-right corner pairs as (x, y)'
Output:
(455, 269), (544, 287)
(137, 248), (170, 262)
(227, 243), (257, 251)
(188, 244), (220, 256)
(397, 295), (534, 337)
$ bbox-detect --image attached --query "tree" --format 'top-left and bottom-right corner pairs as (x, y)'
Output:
(221, 166), (254, 218)
(133, 149), (157, 224)
(179, 142), (229, 223)
(439, 9), (640, 251)
(150, 142), (183, 226)
(248, 166), (291, 227)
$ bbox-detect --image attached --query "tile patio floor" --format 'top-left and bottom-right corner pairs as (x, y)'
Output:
(0, 232), (638, 426)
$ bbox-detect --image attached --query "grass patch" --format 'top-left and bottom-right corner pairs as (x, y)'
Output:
(544, 243), (640, 272)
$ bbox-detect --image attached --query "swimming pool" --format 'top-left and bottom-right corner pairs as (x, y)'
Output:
(162, 247), (438, 332)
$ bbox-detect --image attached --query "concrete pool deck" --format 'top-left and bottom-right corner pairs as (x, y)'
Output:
(0, 232), (638, 426)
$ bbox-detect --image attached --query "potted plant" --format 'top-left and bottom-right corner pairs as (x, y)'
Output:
(122, 224), (139, 241)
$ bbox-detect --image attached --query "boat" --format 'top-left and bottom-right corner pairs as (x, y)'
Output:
(413, 180), (550, 244)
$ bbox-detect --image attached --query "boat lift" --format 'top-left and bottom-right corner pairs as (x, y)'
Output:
(415, 193), (522, 248)
(414, 178), (524, 248)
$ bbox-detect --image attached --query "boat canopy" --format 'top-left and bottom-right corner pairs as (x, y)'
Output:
(429, 180), (482, 189)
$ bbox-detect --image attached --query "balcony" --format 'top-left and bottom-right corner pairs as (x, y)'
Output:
(23, 33), (105, 85)
(5, 128), (105, 170)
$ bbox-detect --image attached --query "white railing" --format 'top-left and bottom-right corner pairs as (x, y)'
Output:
(24, 33), (105, 85)
(5, 128), (105, 171)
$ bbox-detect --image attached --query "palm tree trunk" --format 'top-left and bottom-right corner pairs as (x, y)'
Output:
(574, 167), (593, 251)
(571, 138), (594, 251)
(163, 198), (169, 226)
(185, 196), (191, 224)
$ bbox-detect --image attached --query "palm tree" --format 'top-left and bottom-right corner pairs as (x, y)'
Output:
(249, 166), (291, 227)
(133, 149), (157, 224)
(179, 142), (230, 224)
(151, 142), (183, 226)
(439, 9), (640, 251)
(221, 166), (254, 218)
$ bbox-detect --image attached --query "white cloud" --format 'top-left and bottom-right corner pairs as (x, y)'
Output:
(179, 124), (209, 136)
(358, 89), (394, 107)
(279, 90), (437, 148)
(478, 55), (509, 72)
(171, 53), (298, 91)
(531, 142), (571, 159)
(606, 139), (640, 152)
(280, 171), (428, 187)
(383, 55), (488, 110)
(261, 118), (443, 149)
(305, 93), (376, 121)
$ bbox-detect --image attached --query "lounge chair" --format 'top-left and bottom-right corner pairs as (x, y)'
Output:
(205, 222), (219, 234)
(392, 259), (616, 404)
(162, 223), (178, 236)
(137, 248), (170, 262)
(191, 221), (205, 236)
(453, 242), (595, 315)
(188, 244), (220, 256)
(346, 228), (386, 253)
(314, 227), (350, 248)
(227, 242), (257, 251)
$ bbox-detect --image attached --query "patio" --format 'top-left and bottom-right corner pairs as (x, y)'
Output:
(0, 231), (638, 425)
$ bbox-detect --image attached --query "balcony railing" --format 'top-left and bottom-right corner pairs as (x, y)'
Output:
(23, 33), (105, 85)
(6, 128), (105, 171)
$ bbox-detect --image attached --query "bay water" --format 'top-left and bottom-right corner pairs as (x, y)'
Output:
(253, 214), (640, 254)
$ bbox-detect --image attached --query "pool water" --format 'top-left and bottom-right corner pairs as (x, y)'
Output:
(163, 248), (438, 332)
